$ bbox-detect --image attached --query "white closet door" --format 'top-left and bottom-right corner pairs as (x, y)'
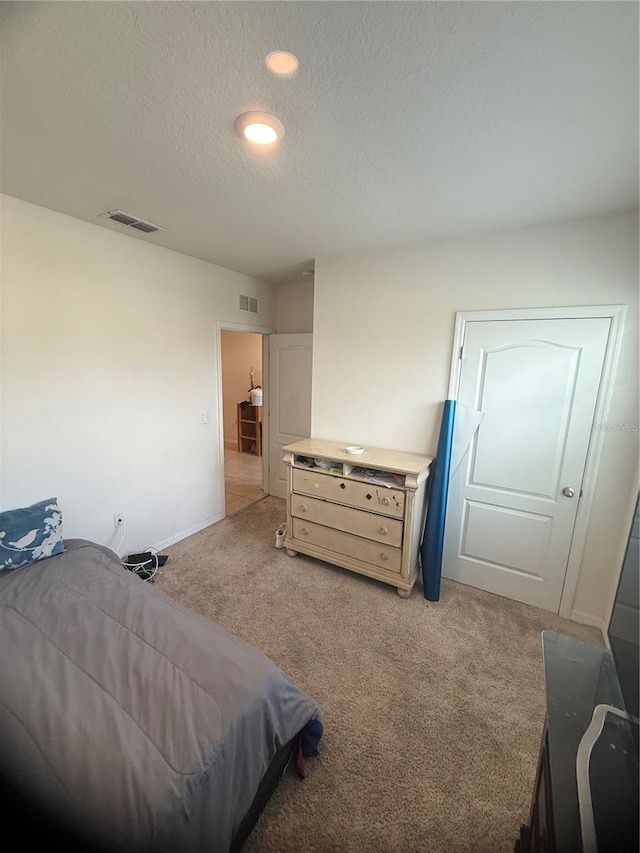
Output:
(443, 317), (610, 612)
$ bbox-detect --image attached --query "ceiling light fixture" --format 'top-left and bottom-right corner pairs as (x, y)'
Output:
(265, 50), (299, 77)
(235, 111), (285, 145)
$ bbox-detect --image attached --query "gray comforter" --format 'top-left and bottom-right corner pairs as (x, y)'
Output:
(0, 539), (319, 851)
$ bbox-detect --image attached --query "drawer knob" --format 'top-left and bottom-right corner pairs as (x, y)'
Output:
(314, 483), (319, 489)
(381, 497), (389, 506)
(380, 552), (388, 561)
(301, 527), (309, 536)
(299, 504), (307, 512)
(379, 526), (389, 536)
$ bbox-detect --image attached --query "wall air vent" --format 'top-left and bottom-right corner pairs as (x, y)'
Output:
(100, 210), (166, 234)
(239, 294), (259, 314)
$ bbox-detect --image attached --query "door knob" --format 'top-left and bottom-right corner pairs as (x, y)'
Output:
(562, 487), (575, 498)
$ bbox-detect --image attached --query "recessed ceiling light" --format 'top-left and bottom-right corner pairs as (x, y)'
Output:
(235, 111), (285, 145)
(265, 51), (299, 77)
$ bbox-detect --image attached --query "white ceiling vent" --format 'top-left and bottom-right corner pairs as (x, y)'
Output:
(100, 209), (166, 234)
(239, 294), (259, 314)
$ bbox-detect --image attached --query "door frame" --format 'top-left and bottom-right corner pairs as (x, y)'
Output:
(447, 305), (627, 620)
(215, 321), (274, 518)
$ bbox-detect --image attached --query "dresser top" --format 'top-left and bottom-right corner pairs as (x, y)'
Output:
(283, 438), (433, 477)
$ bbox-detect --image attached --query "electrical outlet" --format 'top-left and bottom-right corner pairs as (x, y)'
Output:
(114, 512), (124, 528)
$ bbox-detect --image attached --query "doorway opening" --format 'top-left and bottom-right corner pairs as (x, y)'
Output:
(220, 329), (267, 516)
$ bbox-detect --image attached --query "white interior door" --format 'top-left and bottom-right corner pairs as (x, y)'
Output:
(443, 317), (610, 612)
(268, 334), (312, 498)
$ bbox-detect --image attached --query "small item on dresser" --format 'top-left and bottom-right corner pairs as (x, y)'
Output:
(344, 446), (364, 455)
(295, 456), (315, 468)
(353, 468), (405, 488)
(313, 458), (333, 469)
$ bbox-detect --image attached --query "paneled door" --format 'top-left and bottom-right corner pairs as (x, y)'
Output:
(443, 317), (610, 612)
(268, 334), (312, 499)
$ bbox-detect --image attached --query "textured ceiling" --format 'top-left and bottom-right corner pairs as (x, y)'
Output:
(1, 2), (637, 282)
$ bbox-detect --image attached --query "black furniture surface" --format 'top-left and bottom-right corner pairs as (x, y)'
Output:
(517, 630), (638, 853)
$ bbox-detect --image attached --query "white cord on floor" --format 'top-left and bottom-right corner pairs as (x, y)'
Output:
(107, 524), (161, 582)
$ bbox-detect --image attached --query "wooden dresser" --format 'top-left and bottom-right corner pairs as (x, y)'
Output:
(283, 439), (432, 597)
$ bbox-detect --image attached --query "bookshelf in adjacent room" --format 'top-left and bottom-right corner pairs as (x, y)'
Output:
(237, 403), (262, 456)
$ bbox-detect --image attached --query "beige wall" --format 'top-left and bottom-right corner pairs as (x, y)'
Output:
(220, 330), (262, 446)
(0, 195), (274, 553)
(312, 210), (639, 625)
(274, 280), (314, 333)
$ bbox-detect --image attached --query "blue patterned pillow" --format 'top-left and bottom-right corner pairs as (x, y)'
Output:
(0, 498), (64, 571)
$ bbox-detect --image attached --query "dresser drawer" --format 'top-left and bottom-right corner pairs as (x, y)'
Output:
(290, 494), (403, 547)
(292, 468), (405, 518)
(291, 518), (402, 573)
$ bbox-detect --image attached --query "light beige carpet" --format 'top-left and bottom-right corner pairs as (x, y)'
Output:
(157, 496), (600, 853)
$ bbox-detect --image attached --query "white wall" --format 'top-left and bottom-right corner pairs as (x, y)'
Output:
(274, 280), (314, 333)
(220, 330), (262, 446)
(312, 210), (639, 624)
(0, 195), (274, 554)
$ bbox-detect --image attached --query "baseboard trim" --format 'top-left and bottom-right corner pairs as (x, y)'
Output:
(153, 514), (224, 551)
(570, 609), (607, 641)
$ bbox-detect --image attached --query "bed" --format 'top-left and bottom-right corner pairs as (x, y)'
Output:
(0, 538), (321, 852)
